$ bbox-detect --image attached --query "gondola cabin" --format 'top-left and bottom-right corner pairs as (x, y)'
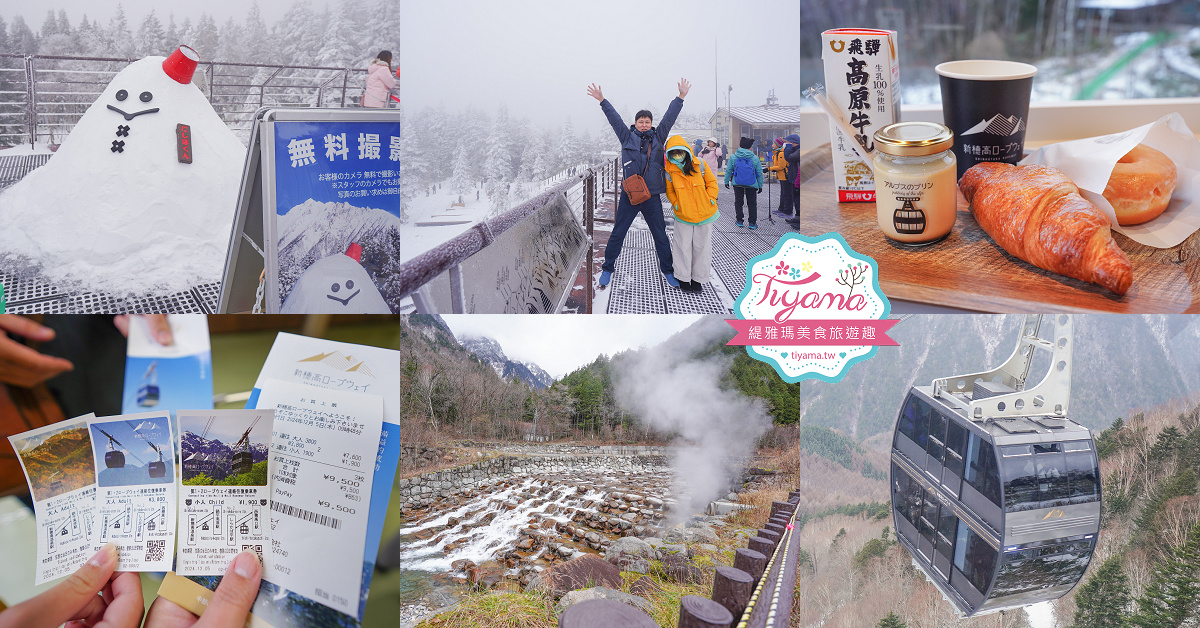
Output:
(148, 460), (166, 478)
(137, 384), (160, 407)
(105, 450), (125, 469)
(232, 450), (254, 476)
(889, 314), (1100, 617)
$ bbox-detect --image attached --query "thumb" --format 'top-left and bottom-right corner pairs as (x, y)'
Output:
(197, 551), (261, 627)
(7, 543), (117, 628)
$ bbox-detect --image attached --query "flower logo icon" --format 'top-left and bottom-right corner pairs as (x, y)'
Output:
(801, 261), (813, 273)
(775, 261), (790, 276)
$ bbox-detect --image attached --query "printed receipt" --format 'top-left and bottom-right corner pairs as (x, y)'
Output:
(256, 378), (383, 617)
(88, 412), (177, 572)
(175, 409), (275, 575)
(7, 414), (99, 584)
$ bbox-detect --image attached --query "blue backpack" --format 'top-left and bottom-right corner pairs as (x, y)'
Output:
(732, 156), (757, 186)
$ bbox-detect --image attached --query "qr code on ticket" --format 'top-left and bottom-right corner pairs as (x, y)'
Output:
(242, 544), (264, 564)
(145, 540), (166, 562)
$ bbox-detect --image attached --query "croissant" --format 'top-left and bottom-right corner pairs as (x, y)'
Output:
(959, 162), (1133, 296)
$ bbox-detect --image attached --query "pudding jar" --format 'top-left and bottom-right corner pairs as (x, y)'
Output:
(871, 122), (957, 245)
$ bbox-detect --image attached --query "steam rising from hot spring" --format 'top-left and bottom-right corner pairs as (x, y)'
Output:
(613, 319), (773, 523)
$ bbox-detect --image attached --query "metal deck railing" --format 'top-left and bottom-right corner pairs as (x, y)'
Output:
(0, 53), (369, 147)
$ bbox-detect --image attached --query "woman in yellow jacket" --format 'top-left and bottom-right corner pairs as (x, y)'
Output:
(664, 135), (719, 294)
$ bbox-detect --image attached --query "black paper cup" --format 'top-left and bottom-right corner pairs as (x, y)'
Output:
(936, 60), (1037, 179)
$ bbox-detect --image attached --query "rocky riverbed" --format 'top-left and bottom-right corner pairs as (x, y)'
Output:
(373, 446), (774, 627)
(376, 450), (681, 623)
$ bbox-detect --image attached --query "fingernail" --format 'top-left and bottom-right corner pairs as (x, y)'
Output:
(232, 551), (260, 579)
(88, 543), (117, 567)
(156, 330), (172, 345)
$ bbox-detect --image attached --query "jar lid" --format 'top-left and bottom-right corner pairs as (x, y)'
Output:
(873, 122), (954, 156)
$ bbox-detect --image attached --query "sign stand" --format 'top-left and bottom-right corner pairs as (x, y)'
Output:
(218, 107), (404, 314)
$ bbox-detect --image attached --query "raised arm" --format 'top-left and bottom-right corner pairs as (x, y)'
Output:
(590, 83), (631, 143)
(657, 79), (690, 140)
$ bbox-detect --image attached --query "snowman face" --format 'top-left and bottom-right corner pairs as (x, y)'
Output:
(107, 87), (160, 121)
(326, 278), (361, 306)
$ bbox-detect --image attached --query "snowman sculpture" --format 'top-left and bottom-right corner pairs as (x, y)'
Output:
(0, 46), (246, 296)
(281, 243), (390, 314)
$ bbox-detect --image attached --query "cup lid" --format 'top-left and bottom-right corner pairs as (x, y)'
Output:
(873, 122), (954, 156)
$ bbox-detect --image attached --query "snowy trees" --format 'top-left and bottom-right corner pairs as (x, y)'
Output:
(134, 11), (167, 57)
(449, 143), (473, 195)
(0, 0), (401, 68)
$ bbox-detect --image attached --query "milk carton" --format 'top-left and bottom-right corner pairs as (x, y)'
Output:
(821, 29), (901, 202)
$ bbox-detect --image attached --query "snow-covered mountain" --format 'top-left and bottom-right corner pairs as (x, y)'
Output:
(275, 198), (407, 303)
(277, 199), (405, 261)
(461, 336), (555, 389)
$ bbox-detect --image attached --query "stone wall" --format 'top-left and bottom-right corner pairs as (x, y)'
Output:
(396, 445), (451, 471)
(392, 453), (669, 508)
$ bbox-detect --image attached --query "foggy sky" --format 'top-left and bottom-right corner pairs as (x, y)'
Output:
(400, 0), (801, 131)
(3, 0), (801, 132)
(441, 314), (704, 379)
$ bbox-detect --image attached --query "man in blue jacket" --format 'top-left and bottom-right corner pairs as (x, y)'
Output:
(587, 79), (691, 288)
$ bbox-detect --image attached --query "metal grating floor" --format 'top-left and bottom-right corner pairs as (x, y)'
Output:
(1, 156), (220, 314)
(1, 271), (219, 314)
(602, 187), (798, 314)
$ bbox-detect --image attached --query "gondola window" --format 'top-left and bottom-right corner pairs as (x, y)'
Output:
(954, 521), (998, 594)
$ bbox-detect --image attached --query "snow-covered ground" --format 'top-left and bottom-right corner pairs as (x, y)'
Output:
(0, 142), (55, 155)
(401, 168), (585, 262)
(1026, 601), (1055, 628)
(401, 184), (494, 261)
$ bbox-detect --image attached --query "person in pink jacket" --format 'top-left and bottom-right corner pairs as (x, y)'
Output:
(363, 50), (398, 108)
(698, 138), (721, 174)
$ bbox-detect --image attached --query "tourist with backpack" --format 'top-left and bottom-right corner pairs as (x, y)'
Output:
(723, 136), (764, 229)
(663, 135), (719, 294)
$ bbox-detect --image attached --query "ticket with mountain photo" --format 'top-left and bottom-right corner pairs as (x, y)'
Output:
(7, 414), (99, 584)
(176, 409), (274, 576)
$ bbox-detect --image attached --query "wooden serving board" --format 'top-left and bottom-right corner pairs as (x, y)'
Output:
(794, 147), (1200, 313)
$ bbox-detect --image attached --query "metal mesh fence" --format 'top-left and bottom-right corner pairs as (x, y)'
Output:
(0, 53), (367, 147)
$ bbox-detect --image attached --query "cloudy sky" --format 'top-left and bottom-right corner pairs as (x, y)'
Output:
(400, 0), (802, 130)
(441, 314), (706, 378)
(5, 0), (800, 131)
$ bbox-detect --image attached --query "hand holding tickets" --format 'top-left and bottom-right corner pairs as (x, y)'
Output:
(144, 550), (262, 628)
(0, 544), (142, 628)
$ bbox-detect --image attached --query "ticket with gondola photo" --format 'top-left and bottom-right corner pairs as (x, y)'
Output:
(175, 409), (274, 576)
(86, 411), (177, 572)
(7, 414), (99, 584)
